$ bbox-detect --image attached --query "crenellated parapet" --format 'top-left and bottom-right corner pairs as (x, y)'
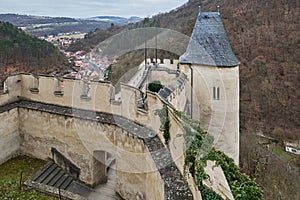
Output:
(0, 73), (160, 131)
(0, 70), (238, 163)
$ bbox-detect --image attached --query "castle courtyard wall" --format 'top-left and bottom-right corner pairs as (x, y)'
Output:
(0, 108), (21, 164)
(148, 70), (178, 87)
(168, 110), (202, 199)
(19, 107), (164, 199)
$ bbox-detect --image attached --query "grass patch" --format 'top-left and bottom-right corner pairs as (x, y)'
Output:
(273, 146), (292, 161)
(0, 155), (56, 200)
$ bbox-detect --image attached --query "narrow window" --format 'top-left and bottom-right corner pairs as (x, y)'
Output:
(213, 87), (220, 100)
(213, 87), (216, 100)
(3, 82), (8, 94)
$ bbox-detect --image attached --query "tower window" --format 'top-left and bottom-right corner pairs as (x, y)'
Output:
(3, 82), (8, 94)
(213, 87), (220, 100)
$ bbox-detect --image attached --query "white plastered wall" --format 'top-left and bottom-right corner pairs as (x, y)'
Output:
(185, 64), (239, 164)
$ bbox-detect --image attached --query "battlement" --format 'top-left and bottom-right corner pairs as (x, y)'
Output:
(146, 58), (179, 68)
(0, 74), (172, 168)
(0, 73), (161, 130)
(0, 67), (190, 134)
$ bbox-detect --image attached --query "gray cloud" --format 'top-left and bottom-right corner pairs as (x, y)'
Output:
(0, 0), (188, 18)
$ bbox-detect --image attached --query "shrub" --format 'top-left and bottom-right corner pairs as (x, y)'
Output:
(155, 104), (170, 143)
(148, 80), (163, 93)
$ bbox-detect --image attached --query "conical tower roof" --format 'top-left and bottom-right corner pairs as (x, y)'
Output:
(179, 12), (240, 67)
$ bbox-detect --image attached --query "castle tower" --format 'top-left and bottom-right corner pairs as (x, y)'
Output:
(179, 10), (240, 164)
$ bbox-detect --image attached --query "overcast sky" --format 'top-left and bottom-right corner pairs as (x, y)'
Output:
(0, 0), (188, 18)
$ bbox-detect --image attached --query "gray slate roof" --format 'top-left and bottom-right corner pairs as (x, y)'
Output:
(179, 12), (240, 67)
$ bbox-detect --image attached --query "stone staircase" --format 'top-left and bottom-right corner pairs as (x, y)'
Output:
(26, 160), (91, 199)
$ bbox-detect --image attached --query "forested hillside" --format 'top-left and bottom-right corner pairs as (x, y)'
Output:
(67, 26), (124, 52)
(0, 21), (68, 83)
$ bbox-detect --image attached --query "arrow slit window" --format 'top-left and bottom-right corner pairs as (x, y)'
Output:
(213, 87), (220, 100)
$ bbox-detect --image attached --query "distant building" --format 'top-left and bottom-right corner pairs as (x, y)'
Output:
(284, 141), (300, 155)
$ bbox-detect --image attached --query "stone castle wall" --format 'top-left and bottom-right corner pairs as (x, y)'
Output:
(0, 74), (162, 135)
(149, 70), (178, 87)
(0, 74), (22, 106)
(0, 108), (21, 164)
(0, 72), (238, 166)
(0, 73), (169, 199)
(125, 59), (179, 91)
(0, 74), (167, 199)
(181, 64), (239, 164)
(19, 107), (164, 200)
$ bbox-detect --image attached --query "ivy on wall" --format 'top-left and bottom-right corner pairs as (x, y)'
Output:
(174, 111), (263, 200)
(155, 106), (263, 199)
(155, 104), (170, 143)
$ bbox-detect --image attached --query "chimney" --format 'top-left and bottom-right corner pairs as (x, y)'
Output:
(217, 5), (220, 15)
(198, 6), (201, 14)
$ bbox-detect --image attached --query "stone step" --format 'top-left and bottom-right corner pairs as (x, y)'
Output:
(28, 160), (93, 199)
(54, 174), (69, 188)
(31, 161), (53, 182)
(35, 163), (57, 183)
(60, 176), (73, 190)
(42, 166), (61, 185)
(48, 170), (65, 187)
